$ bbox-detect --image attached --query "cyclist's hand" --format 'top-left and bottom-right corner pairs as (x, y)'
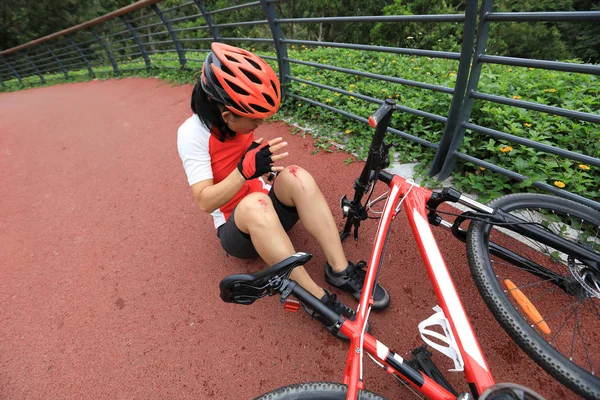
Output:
(238, 137), (288, 180)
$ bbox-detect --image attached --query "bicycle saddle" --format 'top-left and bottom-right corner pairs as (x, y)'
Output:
(219, 252), (312, 305)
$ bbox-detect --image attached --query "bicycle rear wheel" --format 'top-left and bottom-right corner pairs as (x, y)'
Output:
(254, 382), (386, 400)
(467, 193), (600, 399)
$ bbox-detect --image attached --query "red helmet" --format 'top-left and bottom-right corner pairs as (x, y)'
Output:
(201, 43), (281, 119)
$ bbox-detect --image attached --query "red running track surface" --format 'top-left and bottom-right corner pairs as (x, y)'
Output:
(0, 78), (574, 399)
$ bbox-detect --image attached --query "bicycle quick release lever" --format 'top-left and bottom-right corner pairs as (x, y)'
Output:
(340, 99), (396, 242)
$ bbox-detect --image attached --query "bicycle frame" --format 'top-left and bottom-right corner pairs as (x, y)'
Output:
(336, 173), (496, 400)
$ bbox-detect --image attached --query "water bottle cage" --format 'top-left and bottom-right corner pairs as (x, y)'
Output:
(418, 305), (465, 372)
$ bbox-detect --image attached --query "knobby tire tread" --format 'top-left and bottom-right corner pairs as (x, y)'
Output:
(254, 382), (386, 400)
(466, 193), (600, 399)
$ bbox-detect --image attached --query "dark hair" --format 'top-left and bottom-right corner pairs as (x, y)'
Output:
(191, 81), (236, 142)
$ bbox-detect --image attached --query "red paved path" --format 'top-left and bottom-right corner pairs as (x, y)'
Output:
(0, 78), (572, 399)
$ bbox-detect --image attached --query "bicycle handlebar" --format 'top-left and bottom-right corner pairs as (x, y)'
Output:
(368, 99), (396, 153)
(340, 99), (397, 241)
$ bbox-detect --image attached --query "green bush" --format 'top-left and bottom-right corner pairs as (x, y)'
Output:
(1, 47), (598, 204)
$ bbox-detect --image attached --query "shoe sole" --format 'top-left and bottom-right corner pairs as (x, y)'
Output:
(324, 274), (391, 311)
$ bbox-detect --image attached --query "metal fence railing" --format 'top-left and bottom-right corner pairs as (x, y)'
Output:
(1, 0), (599, 210)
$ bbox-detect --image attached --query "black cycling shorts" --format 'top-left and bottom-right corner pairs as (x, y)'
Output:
(216, 187), (299, 259)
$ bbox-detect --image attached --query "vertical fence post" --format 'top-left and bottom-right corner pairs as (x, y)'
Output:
(435, 0), (494, 180)
(91, 28), (119, 75)
(42, 43), (69, 79)
(120, 15), (151, 72)
(260, 0), (290, 99)
(429, 0), (480, 177)
(21, 52), (46, 84)
(66, 36), (94, 77)
(2, 57), (22, 85)
(193, 0), (220, 42)
(151, 3), (187, 69)
(0, 76), (5, 89)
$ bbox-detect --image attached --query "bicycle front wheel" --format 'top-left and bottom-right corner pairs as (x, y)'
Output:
(467, 193), (600, 399)
(254, 382), (386, 400)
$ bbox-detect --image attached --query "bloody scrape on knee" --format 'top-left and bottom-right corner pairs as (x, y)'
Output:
(258, 198), (268, 212)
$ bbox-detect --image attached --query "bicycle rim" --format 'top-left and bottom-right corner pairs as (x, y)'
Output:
(467, 193), (600, 398)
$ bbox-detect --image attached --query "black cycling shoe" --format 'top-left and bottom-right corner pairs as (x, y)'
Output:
(324, 261), (390, 310)
(302, 289), (369, 341)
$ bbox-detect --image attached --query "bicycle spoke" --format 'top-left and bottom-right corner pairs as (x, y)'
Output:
(492, 258), (566, 280)
(529, 285), (560, 302)
(577, 299), (595, 375)
(569, 299), (583, 360)
(590, 299), (600, 320)
(500, 275), (563, 292)
(549, 305), (577, 345)
(538, 299), (582, 326)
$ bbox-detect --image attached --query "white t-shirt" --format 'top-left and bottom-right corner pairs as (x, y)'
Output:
(177, 115), (270, 229)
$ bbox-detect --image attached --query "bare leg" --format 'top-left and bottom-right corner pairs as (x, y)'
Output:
(272, 166), (348, 273)
(234, 192), (325, 299)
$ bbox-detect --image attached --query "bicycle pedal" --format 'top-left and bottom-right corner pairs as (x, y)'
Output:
(406, 346), (458, 396)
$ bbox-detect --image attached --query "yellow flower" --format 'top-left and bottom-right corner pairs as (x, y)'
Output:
(554, 181), (565, 188)
(291, 45), (295, 49)
(301, 83), (306, 87)
(449, 73), (456, 77)
(508, 68), (513, 72)
(349, 96), (355, 100)
(479, 166), (487, 171)
(395, 94), (400, 98)
(579, 164), (590, 171)
(306, 76), (311, 80)
(326, 98), (332, 103)
(251, 48), (255, 51)
(500, 146), (513, 153)
(524, 123), (532, 127)
(381, 89), (387, 93)
(392, 60), (396, 63)
(334, 93), (341, 96)
(349, 84), (355, 88)
(529, 68), (535, 71)
(413, 67), (420, 70)
(345, 130), (352, 134)
(380, 58), (385, 61)
(297, 103), (302, 107)
(512, 95), (521, 99)
(543, 88), (557, 93)
(372, 62), (377, 65)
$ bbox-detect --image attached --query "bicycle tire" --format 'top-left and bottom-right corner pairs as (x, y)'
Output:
(254, 382), (386, 400)
(467, 193), (600, 399)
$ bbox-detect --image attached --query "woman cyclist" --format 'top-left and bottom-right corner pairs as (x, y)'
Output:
(177, 43), (390, 338)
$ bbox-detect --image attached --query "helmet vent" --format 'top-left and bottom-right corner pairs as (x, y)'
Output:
(241, 68), (261, 84)
(270, 80), (279, 97)
(225, 54), (239, 62)
(221, 64), (235, 77)
(245, 57), (262, 70)
(229, 102), (247, 114)
(262, 93), (275, 107)
(224, 79), (249, 96)
(250, 104), (269, 114)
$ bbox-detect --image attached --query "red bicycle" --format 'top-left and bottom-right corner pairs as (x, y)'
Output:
(220, 100), (600, 399)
